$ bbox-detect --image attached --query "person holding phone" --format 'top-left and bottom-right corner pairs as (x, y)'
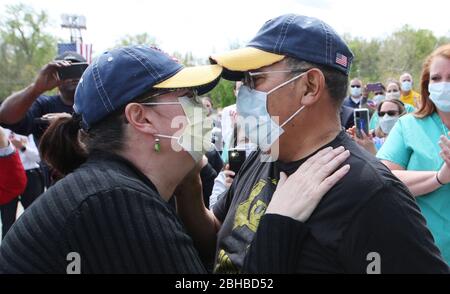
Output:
(0, 51), (86, 186)
(348, 99), (406, 154)
(369, 81), (416, 131)
(0, 51), (86, 142)
(377, 44), (450, 264)
(209, 109), (257, 210)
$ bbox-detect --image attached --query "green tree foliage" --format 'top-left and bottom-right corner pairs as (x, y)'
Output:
(344, 34), (381, 82)
(203, 41), (243, 108)
(207, 79), (236, 109)
(345, 25), (450, 91)
(0, 3), (58, 101)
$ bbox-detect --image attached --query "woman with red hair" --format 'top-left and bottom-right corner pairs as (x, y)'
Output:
(377, 44), (450, 264)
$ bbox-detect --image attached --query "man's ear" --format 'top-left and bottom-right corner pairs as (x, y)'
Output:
(298, 69), (326, 106)
(124, 103), (158, 135)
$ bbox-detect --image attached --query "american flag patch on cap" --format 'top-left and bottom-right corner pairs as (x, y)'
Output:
(335, 53), (348, 68)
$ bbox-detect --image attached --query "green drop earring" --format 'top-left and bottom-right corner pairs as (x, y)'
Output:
(154, 138), (161, 153)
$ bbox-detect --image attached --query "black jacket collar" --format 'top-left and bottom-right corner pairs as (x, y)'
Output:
(85, 150), (158, 193)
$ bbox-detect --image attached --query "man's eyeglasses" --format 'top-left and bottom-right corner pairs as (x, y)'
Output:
(374, 92), (384, 96)
(378, 110), (399, 117)
(243, 69), (309, 90)
(350, 85), (361, 88)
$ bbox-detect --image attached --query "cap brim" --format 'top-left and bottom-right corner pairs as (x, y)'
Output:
(154, 64), (222, 95)
(209, 47), (285, 80)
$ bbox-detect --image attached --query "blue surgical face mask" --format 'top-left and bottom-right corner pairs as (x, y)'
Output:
(350, 87), (362, 97)
(401, 81), (412, 92)
(374, 94), (385, 105)
(237, 73), (306, 151)
(429, 82), (450, 113)
(379, 114), (399, 134)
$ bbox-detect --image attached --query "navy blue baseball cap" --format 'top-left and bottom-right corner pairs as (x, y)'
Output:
(74, 45), (222, 129)
(210, 14), (353, 78)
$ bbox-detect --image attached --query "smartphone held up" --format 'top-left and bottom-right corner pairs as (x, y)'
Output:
(57, 62), (88, 80)
(228, 149), (247, 174)
(354, 108), (370, 139)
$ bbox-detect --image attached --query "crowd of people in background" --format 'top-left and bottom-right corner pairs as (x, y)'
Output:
(0, 13), (449, 274)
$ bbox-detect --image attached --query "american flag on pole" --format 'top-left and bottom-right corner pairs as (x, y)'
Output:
(57, 42), (93, 63)
(335, 53), (348, 68)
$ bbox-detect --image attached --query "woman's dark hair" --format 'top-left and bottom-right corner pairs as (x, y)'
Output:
(39, 109), (127, 176)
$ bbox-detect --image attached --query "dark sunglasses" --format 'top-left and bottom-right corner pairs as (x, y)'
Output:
(350, 85), (361, 88)
(378, 110), (399, 117)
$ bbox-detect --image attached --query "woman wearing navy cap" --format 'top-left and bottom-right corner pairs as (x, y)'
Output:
(0, 45), (349, 273)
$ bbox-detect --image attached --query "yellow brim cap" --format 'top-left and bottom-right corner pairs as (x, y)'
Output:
(210, 47), (285, 72)
(154, 64), (222, 92)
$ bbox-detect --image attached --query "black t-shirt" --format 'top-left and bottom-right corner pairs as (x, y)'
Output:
(213, 131), (449, 274)
(1, 95), (73, 142)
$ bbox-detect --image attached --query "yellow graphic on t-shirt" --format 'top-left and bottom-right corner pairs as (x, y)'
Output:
(215, 177), (278, 273)
(233, 179), (269, 232)
(214, 249), (238, 273)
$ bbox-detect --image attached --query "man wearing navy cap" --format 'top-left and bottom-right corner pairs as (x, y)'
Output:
(177, 14), (449, 273)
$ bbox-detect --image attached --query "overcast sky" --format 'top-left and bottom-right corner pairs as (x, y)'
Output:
(1, 0), (449, 60)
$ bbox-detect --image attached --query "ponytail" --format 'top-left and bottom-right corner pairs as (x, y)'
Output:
(39, 115), (88, 176)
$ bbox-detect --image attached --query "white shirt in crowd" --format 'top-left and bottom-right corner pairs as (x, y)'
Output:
(3, 129), (40, 170)
(0, 142), (14, 157)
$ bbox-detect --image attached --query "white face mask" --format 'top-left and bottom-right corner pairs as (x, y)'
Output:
(147, 96), (214, 163)
(350, 87), (362, 98)
(386, 92), (401, 100)
(373, 94), (385, 105)
(401, 81), (412, 92)
(429, 82), (450, 113)
(237, 73), (306, 152)
(379, 114), (399, 134)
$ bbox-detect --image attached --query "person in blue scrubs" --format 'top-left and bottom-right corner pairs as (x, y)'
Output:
(349, 99), (406, 154)
(377, 44), (450, 264)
